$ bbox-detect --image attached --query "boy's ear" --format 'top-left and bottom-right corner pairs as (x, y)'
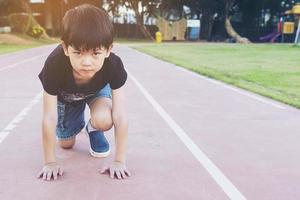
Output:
(105, 44), (113, 58)
(61, 41), (69, 57)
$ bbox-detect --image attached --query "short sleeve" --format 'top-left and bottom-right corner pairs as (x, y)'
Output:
(109, 57), (127, 90)
(38, 60), (60, 95)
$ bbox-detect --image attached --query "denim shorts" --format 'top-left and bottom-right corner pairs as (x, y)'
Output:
(56, 84), (112, 141)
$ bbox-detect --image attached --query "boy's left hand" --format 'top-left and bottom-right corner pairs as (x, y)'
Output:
(100, 161), (131, 179)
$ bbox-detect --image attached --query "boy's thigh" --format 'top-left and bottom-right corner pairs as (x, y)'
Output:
(86, 84), (113, 130)
(86, 83), (112, 107)
(56, 101), (86, 141)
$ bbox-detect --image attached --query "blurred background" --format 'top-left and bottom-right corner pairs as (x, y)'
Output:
(0, 0), (300, 43)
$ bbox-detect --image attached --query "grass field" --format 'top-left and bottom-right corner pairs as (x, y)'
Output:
(0, 33), (59, 55)
(134, 43), (300, 109)
(115, 38), (152, 44)
(0, 44), (45, 54)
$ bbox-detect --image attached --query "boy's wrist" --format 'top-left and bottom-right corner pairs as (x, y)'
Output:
(114, 160), (125, 164)
(114, 156), (126, 164)
(44, 157), (57, 165)
(45, 161), (57, 166)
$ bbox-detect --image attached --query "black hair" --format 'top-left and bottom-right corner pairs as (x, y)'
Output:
(61, 4), (114, 51)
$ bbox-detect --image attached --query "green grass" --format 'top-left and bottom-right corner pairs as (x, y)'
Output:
(0, 44), (44, 54)
(115, 37), (153, 44)
(0, 33), (59, 55)
(134, 43), (300, 109)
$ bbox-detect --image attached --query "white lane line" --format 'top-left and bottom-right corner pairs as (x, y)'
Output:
(175, 66), (286, 110)
(221, 84), (286, 109)
(0, 53), (47, 72)
(0, 91), (43, 144)
(128, 70), (247, 200)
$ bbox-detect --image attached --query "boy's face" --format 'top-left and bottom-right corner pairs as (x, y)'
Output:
(62, 43), (112, 79)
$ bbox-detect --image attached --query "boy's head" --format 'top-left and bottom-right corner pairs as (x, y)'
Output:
(61, 4), (114, 78)
(61, 4), (113, 51)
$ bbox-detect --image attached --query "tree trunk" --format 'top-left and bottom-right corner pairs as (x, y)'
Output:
(224, 0), (251, 44)
(207, 16), (214, 40)
(21, 0), (50, 39)
(129, 0), (154, 40)
(44, 0), (53, 35)
(225, 17), (251, 43)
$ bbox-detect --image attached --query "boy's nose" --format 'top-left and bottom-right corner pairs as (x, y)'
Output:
(82, 56), (92, 66)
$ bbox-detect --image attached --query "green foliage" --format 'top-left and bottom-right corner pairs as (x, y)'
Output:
(8, 13), (44, 38)
(26, 25), (45, 38)
(8, 13), (29, 33)
(0, 44), (41, 54)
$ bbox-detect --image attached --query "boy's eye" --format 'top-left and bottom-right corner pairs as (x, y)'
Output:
(73, 51), (81, 55)
(94, 52), (102, 55)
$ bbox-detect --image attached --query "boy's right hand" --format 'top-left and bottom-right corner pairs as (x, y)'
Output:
(36, 162), (64, 181)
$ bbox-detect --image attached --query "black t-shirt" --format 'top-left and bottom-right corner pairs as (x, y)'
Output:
(38, 44), (127, 106)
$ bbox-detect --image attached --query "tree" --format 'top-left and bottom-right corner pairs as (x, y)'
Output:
(191, 0), (220, 41)
(44, 0), (66, 36)
(128, 0), (156, 39)
(21, 0), (50, 38)
(1, 0), (49, 38)
(66, 0), (102, 8)
(106, 0), (159, 39)
(224, 0), (251, 43)
(43, 0), (103, 36)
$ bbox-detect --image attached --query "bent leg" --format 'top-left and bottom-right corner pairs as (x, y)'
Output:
(88, 97), (113, 131)
(56, 101), (86, 149)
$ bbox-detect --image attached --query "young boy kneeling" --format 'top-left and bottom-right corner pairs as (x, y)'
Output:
(37, 4), (130, 181)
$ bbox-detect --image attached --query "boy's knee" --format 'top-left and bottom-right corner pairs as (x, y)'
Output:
(91, 115), (113, 131)
(58, 138), (75, 149)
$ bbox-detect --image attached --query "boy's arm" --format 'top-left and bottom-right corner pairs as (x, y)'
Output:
(42, 90), (58, 164)
(112, 84), (128, 164)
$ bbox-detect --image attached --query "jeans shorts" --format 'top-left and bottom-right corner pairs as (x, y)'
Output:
(56, 84), (112, 141)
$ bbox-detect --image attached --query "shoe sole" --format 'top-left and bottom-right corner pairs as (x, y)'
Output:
(89, 147), (110, 158)
(83, 129), (111, 158)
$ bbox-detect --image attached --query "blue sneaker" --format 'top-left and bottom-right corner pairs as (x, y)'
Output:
(85, 124), (110, 158)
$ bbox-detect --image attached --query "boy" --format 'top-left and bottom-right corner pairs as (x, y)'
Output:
(36, 4), (130, 181)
